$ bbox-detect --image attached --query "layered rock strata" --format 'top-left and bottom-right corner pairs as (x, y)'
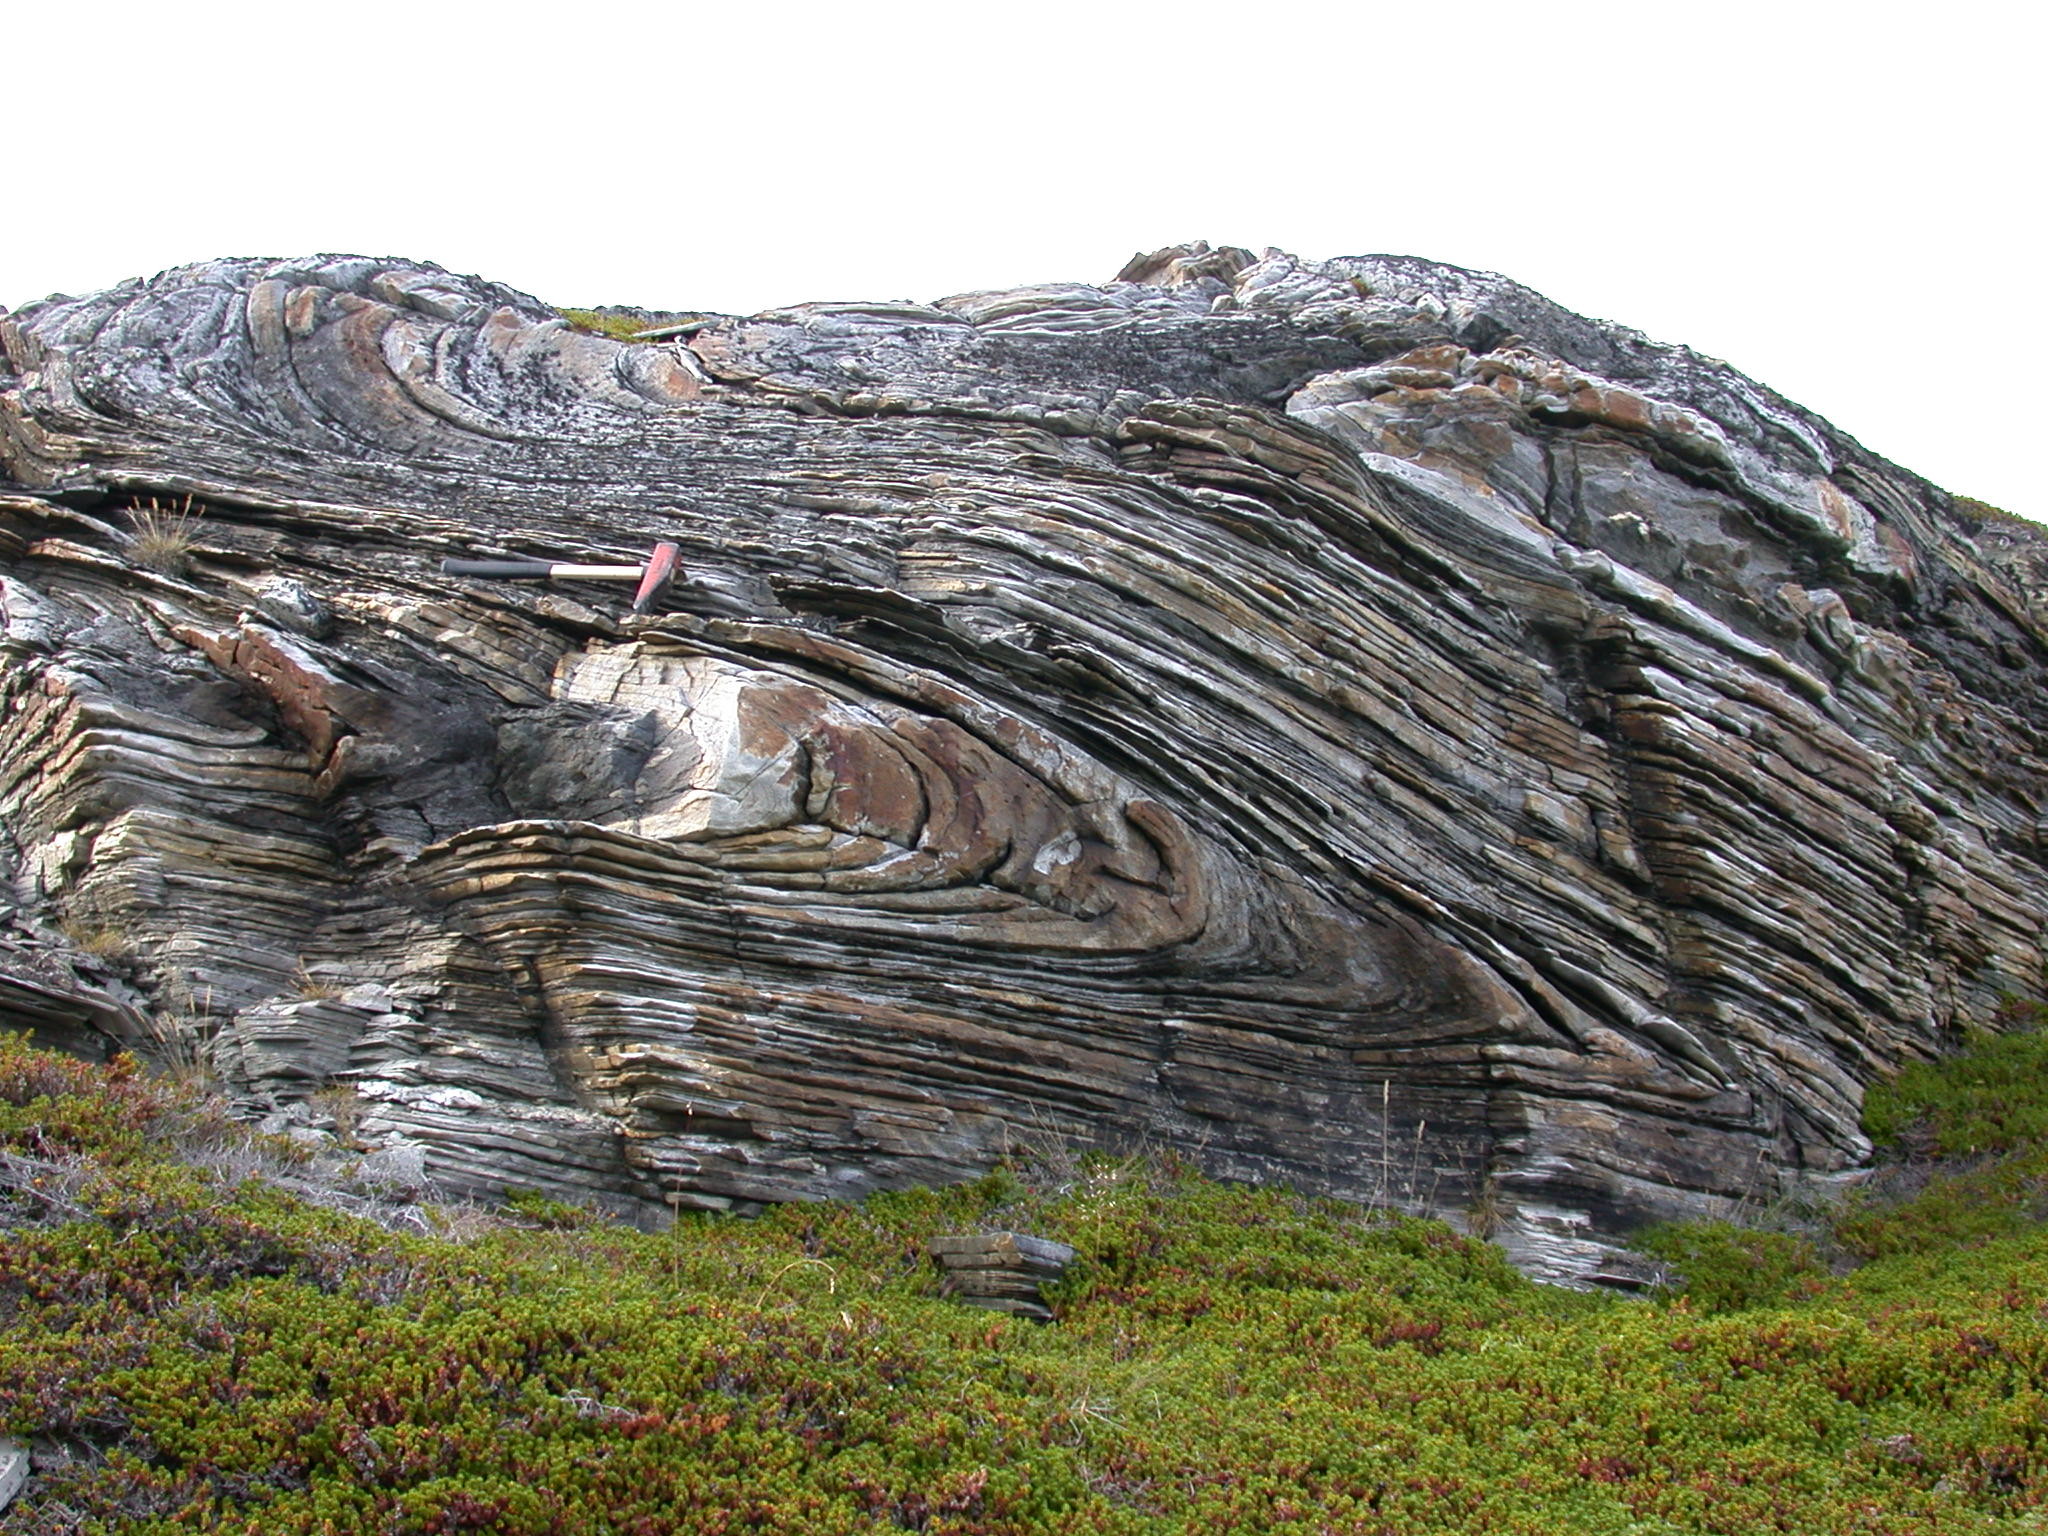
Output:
(2, 243), (2044, 1282)
(930, 1233), (1077, 1322)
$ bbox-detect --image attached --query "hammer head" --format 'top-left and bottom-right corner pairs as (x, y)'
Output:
(631, 542), (683, 613)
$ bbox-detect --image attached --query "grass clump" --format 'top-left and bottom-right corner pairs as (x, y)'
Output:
(1824, 1003), (2048, 1267)
(557, 308), (655, 343)
(1954, 494), (2031, 527)
(1644, 1000), (2048, 1286)
(56, 918), (129, 961)
(502, 1185), (602, 1230)
(8, 1028), (2048, 1532)
(126, 494), (204, 575)
(1629, 1222), (1829, 1313)
(1863, 1002), (2048, 1156)
(291, 961), (345, 1002)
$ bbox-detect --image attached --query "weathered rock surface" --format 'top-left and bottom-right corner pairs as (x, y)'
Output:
(3, 242), (2045, 1283)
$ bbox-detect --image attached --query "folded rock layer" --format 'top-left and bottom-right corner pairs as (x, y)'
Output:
(3, 242), (2043, 1282)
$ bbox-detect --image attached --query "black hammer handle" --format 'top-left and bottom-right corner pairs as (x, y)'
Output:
(442, 559), (559, 579)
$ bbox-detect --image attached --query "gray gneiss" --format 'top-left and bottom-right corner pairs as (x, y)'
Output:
(3, 242), (2041, 1285)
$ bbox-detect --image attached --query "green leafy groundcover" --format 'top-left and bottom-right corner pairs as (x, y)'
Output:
(5, 1034), (2048, 1534)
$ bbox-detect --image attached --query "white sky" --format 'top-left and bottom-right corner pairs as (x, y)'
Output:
(6, 1), (2036, 518)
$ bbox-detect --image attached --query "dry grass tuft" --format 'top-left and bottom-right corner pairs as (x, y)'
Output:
(292, 962), (345, 1002)
(58, 919), (130, 961)
(138, 979), (220, 1090)
(127, 495), (204, 575)
(309, 1084), (366, 1150)
(1462, 1174), (1507, 1240)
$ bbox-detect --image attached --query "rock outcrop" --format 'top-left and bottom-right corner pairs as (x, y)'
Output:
(3, 242), (2044, 1282)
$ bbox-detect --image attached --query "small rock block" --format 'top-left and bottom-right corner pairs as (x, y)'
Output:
(0, 1436), (28, 1514)
(930, 1232), (1075, 1323)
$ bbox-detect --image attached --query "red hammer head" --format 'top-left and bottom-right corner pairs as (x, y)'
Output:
(632, 543), (682, 613)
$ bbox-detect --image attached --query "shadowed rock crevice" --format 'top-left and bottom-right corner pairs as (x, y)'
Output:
(2, 243), (2044, 1281)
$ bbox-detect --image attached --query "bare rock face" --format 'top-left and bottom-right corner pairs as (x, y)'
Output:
(4, 242), (2045, 1282)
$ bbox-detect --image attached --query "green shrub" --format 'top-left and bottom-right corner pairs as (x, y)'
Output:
(1954, 494), (2030, 527)
(502, 1185), (600, 1230)
(556, 307), (652, 343)
(1, 1034), (182, 1160)
(1834, 1149), (2048, 1261)
(1632, 1222), (1829, 1313)
(7, 1033), (2048, 1533)
(1864, 1005), (2048, 1156)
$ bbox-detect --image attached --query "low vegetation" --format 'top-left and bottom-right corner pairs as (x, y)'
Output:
(125, 496), (204, 576)
(556, 308), (650, 343)
(556, 307), (706, 344)
(1953, 495), (2029, 528)
(5, 1018), (2048, 1534)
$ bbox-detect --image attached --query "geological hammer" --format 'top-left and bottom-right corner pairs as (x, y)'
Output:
(441, 541), (682, 613)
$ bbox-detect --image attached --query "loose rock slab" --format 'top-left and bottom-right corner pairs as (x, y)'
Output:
(931, 1233), (1077, 1321)
(2, 242), (2045, 1282)
(0, 1436), (27, 1514)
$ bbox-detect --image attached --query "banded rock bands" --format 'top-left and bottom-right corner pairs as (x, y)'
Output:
(2, 242), (2044, 1282)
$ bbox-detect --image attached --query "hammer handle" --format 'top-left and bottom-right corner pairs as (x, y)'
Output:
(442, 559), (645, 580)
(442, 559), (559, 578)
